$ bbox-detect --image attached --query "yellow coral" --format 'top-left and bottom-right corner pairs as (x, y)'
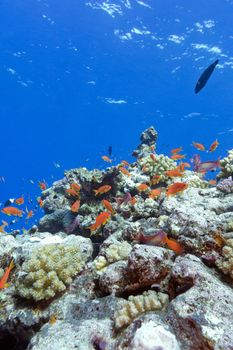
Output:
(16, 244), (86, 301)
(93, 241), (132, 273)
(114, 290), (169, 329)
(138, 154), (176, 181)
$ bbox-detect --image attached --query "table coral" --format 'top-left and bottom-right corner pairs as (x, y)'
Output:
(16, 244), (87, 301)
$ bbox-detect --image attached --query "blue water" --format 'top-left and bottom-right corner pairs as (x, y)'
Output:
(0, 0), (232, 231)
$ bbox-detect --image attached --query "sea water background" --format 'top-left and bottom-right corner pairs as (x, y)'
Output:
(0, 0), (233, 230)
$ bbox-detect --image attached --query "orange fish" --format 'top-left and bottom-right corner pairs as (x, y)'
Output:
(150, 154), (156, 161)
(71, 199), (80, 213)
(166, 182), (188, 197)
(192, 142), (205, 151)
(102, 199), (115, 214)
(121, 160), (130, 167)
(70, 183), (81, 192)
(102, 156), (112, 163)
(149, 189), (161, 199)
(39, 182), (47, 191)
(171, 147), (182, 154)
(93, 185), (112, 196)
(119, 167), (131, 176)
(165, 169), (183, 177)
(137, 183), (149, 192)
(37, 197), (43, 207)
(15, 197), (24, 205)
(180, 162), (191, 168)
(66, 189), (79, 197)
(209, 179), (217, 185)
(164, 236), (184, 254)
(209, 140), (219, 153)
(1, 207), (24, 217)
(130, 196), (137, 205)
(26, 210), (33, 219)
(171, 154), (186, 160)
(0, 259), (14, 289)
(88, 211), (111, 231)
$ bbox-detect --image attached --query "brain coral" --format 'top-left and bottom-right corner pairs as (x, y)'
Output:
(16, 243), (87, 301)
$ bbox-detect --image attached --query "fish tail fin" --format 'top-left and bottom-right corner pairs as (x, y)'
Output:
(3, 283), (10, 288)
(93, 190), (98, 195)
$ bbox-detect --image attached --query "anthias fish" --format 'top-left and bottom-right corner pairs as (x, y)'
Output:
(195, 59), (219, 94)
(166, 182), (188, 196)
(88, 211), (111, 231)
(195, 160), (220, 173)
(209, 140), (219, 153)
(93, 185), (112, 196)
(136, 231), (183, 254)
(0, 259), (14, 289)
(192, 142), (205, 151)
(102, 156), (112, 163)
(102, 199), (114, 214)
(1, 206), (24, 217)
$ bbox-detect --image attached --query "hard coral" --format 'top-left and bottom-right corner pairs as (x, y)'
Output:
(217, 177), (233, 194)
(217, 238), (233, 279)
(138, 154), (176, 181)
(16, 243), (88, 301)
(114, 290), (169, 329)
(218, 149), (233, 179)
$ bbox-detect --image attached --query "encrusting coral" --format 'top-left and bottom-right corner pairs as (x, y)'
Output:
(114, 290), (169, 329)
(93, 241), (132, 272)
(16, 243), (87, 301)
(217, 239), (233, 279)
(218, 149), (233, 179)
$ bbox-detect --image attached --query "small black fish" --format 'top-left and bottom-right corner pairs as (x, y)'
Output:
(108, 145), (112, 156)
(195, 59), (219, 94)
(4, 198), (14, 207)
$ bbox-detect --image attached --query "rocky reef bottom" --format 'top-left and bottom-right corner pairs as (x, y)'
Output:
(0, 127), (233, 350)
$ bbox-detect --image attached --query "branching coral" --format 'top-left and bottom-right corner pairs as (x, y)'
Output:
(16, 244), (87, 301)
(114, 290), (169, 329)
(138, 154), (176, 181)
(218, 150), (233, 179)
(217, 239), (233, 279)
(183, 173), (210, 189)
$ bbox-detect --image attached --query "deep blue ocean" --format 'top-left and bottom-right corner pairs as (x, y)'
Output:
(1, 0), (232, 231)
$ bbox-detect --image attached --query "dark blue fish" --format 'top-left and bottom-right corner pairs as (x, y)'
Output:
(195, 59), (219, 94)
(108, 145), (112, 156)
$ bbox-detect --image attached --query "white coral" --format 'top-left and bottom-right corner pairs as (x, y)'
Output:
(114, 290), (169, 329)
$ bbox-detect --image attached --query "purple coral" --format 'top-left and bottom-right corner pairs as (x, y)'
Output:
(217, 177), (233, 194)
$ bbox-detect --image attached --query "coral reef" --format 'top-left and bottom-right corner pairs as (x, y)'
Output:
(138, 153), (176, 180)
(218, 149), (233, 179)
(15, 237), (92, 301)
(217, 177), (233, 193)
(216, 238), (233, 278)
(1, 127), (233, 350)
(114, 290), (169, 329)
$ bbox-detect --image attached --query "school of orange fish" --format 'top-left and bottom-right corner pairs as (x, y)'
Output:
(0, 139), (221, 289)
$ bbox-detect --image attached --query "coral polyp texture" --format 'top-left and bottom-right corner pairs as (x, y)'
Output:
(218, 149), (233, 179)
(16, 242), (89, 301)
(1, 127), (233, 349)
(114, 290), (169, 329)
